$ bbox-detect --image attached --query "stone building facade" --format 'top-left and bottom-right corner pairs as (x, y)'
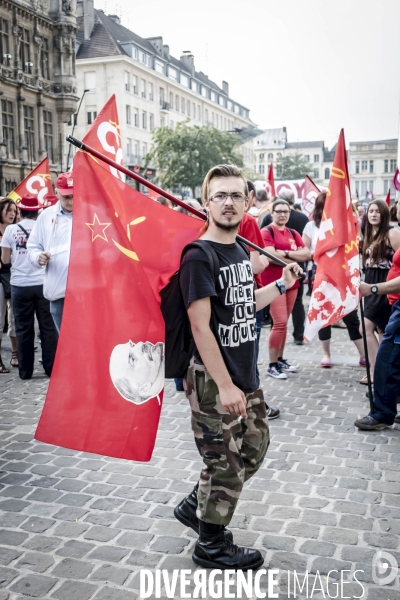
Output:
(0, 0), (78, 196)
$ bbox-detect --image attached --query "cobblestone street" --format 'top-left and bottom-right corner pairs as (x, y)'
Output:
(0, 320), (400, 600)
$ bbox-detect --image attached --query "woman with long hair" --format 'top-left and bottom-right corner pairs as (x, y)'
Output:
(302, 192), (365, 367)
(360, 200), (400, 384)
(0, 198), (18, 372)
(261, 199), (311, 379)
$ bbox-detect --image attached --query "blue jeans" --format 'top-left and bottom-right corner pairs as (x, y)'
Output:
(370, 300), (400, 425)
(50, 298), (65, 334)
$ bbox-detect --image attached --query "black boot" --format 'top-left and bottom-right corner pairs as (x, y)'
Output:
(174, 484), (233, 541)
(192, 521), (264, 570)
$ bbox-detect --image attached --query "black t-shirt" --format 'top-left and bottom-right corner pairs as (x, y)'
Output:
(287, 210), (308, 235)
(180, 241), (259, 393)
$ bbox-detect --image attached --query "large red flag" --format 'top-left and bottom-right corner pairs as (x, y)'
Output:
(266, 163), (276, 197)
(35, 153), (203, 460)
(302, 175), (321, 219)
(8, 158), (54, 205)
(305, 130), (360, 341)
(35, 152), (168, 460)
(393, 168), (400, 192)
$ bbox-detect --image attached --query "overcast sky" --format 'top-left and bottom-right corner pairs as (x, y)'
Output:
(94, 0), (400, 149)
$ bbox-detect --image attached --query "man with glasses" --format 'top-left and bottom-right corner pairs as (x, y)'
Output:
(174, 164), (301, 570)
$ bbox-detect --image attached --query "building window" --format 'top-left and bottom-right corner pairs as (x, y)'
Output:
(125, 72), (130, 91)
(219, 96), (224, 107)
(126, 105), (131, 125)
(187, 100), (190, 116)
(314, 154), (319, 163)
(384, 180), (390, 194)
(148, 82), (153, 101)
(204, 109), (208, 124)
(132, 75), (138, 94)
(159, 87), (164, 106)
(304, 155), (309, 163)
(201, 86), (207, 98)
(140, 51), (146, 64)
(169, 66), (177, 80)
(197, 105), (201, 120)
(134, 141), (139, 158)
(267, 153), (273, 160)
(0, 18), (9, 63)
(277, 152), (282, 159)
(160, 117), (164, 127)
(384, 159), (389, 173)
(141, 79), (146, 98)
(259, 153), (265, 160)
(355, 161), (360, 174)
(20, 28), (31, 73)
(181, 97), (185, 114)
(126, 138), (131, 158)
(324, 168), (330, 179)
(361, 180), (367, 197)
(175, 95), (179, 111)
(390, 159), (397, 172)
(361, 160), (368, 171)
(355, 181), (360, 195)
(67, 113), (77, 126)
(142, 111), (147, 129)
(369, 160), (374, 173)
(134, 108), (139, 127)
(2, 100), (14, 157)
(149, 114), (154, 131)
(43, 110), (53, 163)
(191, 80), (197, 92)
(147, 55), (152, 67)
(155, 60), (164, 74)
(84, 71), (96, 90)
(40, 38), (50, 79)
(181, 74), (189, 87)
(142, 142), (147, 157)
(132, 47), (138, 60)
(258, 165), (265, 175)
(314, 168), (319, 179)
(86, 110), (97, 125)
(23, 105), (35, 159)
(369, 181), (374, 193)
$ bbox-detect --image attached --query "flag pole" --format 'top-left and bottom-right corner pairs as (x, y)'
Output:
(359, 298), (374, 412)
(66, 135), (296, 271)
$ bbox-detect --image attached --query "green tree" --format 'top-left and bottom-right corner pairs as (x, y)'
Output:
(276, 152), (313, 180)
(145, 122), (244, 195)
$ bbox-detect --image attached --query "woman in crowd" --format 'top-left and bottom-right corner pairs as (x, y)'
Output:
(261, 199), (311, 379)
(303, 192), (366, 368)
(0, 198), (18, 372)
(360, 200), (400, 384)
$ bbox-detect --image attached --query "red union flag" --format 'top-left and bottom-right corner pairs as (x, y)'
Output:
(266, 163), (276, 197)
(302, 175), (321, 219)
(35, 152), (167, 460)
(8, 158), (54, 204)
(305, 129), (360, 341)
(35, 152), (202, 460)
(79, 94), (125, 182)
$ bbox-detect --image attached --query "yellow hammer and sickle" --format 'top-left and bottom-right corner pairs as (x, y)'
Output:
(331, 167), (345, 179)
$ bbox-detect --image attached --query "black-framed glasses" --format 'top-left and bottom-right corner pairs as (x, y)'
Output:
(209, 192), (247, 203)
(273, 209), (290, 215)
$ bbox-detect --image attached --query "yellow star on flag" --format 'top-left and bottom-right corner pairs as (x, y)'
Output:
(86, 213), (111, 242)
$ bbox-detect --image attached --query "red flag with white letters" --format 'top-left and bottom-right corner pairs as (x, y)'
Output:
(8, 158), (54, 205)
(266, 163), (276, 197)
(302, 175), (321, 219)
(305, 129), (360, 341)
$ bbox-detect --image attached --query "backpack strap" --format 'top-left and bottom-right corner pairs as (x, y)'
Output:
(180, 240), (220, 281)
(267, 225), (274, 239)
(17, 224), (30, 239)
(236, 238), (251, 258)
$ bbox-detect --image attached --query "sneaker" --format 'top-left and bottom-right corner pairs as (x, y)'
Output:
(278, 358), (298, 373)
(294, 339), (304, 345)
(395, 414), (400, 424)
(354, 416), (391, 430)
(267, 365), (287, 379)
(266, 406), (280, 419)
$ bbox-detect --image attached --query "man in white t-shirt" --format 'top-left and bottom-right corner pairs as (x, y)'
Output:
(1, 194), (57, 380)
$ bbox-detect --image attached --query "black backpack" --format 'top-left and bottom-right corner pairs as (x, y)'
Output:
(160, 239), (250, 379)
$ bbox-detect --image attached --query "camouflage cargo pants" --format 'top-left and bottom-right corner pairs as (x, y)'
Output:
(184, 357), (270, 526)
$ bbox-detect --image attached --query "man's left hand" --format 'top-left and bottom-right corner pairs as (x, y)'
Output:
(360, 282), (372, 297)
(281, 263), (303, 289)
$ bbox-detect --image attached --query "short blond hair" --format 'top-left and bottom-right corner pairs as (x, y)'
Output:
(201, 164), (247, 205)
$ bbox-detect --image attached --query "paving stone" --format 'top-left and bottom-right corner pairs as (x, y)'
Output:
(15, 552), (54, 573)
(56, 540), (95, 558)
(87, 546), (129, 563)
(363, 531), (400, 549)
(0, 499), (29, 512)
(50, 580), (98, 600)
(89, 565), (132, 586)
(150, 535), (190, 554)
(299, 540), (336, 557)
(23, 536), (62, 553)
(311, 557), (352, 577)
(92, 588), (137, 600)
(322, 527), (359, 545)
(50, 558), (94, 579)
(53, 522), (90, 538)
(83, 512), (120, 527)
(0, 546), (22, 565)
(10, 573), (57, 596)
(125, 549), (161, 568)
(52, 507), (88, 521)
(20, 517), (55, 533)
(83, 526), (119, 542)
(262, 535), (296, 551)
(116, 532), (154, 547)
(285, 522), (320, 539)
(0, 530), (29, 546)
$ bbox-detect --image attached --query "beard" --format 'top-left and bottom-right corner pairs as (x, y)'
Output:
(211, 213), (241, 233)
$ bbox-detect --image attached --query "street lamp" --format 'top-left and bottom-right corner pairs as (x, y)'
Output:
(3, 54), (12, 65)
(66, 88), (91, 170)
